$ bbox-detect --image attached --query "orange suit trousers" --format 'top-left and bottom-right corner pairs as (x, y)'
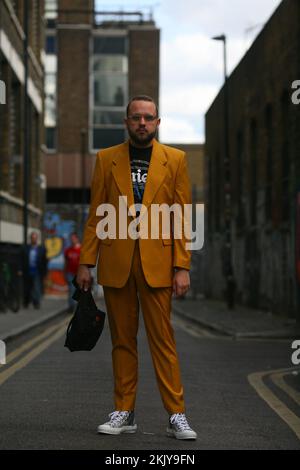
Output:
(103, 241), (185, 414)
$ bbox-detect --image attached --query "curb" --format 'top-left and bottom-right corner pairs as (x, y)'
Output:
(1, 307), (69, 343)
(172, 304), (234, 337)
(234, 329), (300, 340)
(172, 304), (300, 340)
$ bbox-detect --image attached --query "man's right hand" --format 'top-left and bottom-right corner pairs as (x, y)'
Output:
(76, 264), (92, 291)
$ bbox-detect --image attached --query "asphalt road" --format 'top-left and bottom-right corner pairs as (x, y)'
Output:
(0, 307), (299, 450)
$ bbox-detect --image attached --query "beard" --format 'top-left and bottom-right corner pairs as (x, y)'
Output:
(127, 127), (157, 147)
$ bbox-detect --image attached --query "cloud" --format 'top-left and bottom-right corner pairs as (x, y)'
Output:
(158, 0), (281, 143)
(161, 83), (217, 117)
(159, 32), (249, 143)
(160, 116), (203, 144)
(160, 32), (248, 87)
(159, 0), (282, 38)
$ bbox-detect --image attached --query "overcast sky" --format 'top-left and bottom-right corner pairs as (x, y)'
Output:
(96, 0), (282, 143)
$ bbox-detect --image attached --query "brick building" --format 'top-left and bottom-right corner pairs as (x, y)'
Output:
(44, 1), (160, 226)
(42, 1), (160, 295)
(168, 144), (205, 204)
(0, 1), (45, 249)
(204, 0), (300, 318)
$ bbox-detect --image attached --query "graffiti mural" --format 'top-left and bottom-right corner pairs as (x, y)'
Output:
(44, 211), (76, 296)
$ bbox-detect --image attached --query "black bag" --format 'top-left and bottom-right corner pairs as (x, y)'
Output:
(64, 278), (106, 352)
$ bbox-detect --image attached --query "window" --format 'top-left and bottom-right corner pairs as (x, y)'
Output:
(93, 56), (128, 73)
(44, 40), (57, 150)
(45, 73), (56, 126)
(93, 129), (125, 149)
(93, 110), (125, 125)
(46, 35), (56, 54)
(46, 127), (56, 150)
(91, 35), (128, 150)
(45, 0), (57, 20)
(93, 37), (126, 55)
(94, 75), (126, 107)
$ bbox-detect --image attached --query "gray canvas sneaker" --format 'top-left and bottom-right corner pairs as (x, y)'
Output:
(166, 413), (197, 440)
(97, 411), (137, 435)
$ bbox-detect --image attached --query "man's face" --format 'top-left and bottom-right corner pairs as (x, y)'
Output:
(30, 232), (38, 245)
(70, 234), (79, 246)
(124, 100), (160, 147)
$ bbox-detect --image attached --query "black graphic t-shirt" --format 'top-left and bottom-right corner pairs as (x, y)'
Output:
(129, 143), (153, 215)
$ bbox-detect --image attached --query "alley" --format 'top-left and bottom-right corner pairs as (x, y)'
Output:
(0, 307), (299, 450)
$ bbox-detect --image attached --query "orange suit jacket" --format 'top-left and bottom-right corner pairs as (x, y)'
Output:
(79, 139), (192, 288)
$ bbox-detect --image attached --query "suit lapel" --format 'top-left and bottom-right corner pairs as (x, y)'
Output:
(112, 142), (136, 217)
(140, 139), (167, 219)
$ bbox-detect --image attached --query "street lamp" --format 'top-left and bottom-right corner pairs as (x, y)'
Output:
(212, 34), (236, 309)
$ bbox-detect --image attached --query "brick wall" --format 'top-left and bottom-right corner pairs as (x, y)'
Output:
(204, 0), (300, 317)
(0, 0), (45, 235)
(128, 28), (160, 105)
(56, 28), (90, 153)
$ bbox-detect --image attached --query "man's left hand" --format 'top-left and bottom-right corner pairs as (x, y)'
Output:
(173, 269), (190, 297)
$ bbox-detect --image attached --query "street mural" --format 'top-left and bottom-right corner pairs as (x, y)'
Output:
(44, 211), (76, 296)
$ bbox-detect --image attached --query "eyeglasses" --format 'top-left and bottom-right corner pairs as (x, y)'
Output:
(127, 114), (158, 122)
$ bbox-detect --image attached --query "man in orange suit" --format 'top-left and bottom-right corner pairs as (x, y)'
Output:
(76, 95), (197, 440)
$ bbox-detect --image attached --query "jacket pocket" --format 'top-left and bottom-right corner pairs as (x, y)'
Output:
(162, 237), (173, 246)
(100, 238), (112, 246)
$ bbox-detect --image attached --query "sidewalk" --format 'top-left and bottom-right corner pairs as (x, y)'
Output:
(1, 292), (298, 343)
(0, 297), (68, 342)
(172, 295), (300, 339)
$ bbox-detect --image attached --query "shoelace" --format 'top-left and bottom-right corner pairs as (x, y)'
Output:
(108, 411), (130, 427)
(170, 413), (191, 430)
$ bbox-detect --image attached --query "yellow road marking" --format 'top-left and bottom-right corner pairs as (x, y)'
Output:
(5, 317), (70, 365)
(172, 316), (217, 338)
(0, 320), (69, 387)
(271, 371), (300, 406)
(248, 366), (300, 441)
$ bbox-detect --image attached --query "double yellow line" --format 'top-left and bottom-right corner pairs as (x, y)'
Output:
(248, 366), (300, 441)
(0, 316), (70, 387)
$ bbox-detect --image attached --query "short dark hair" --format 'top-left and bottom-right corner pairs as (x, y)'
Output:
(126, 95), (159, 117)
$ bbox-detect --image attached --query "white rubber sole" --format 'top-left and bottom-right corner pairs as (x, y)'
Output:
(166, 427), (197, 440)
(97, 424), (137, 435)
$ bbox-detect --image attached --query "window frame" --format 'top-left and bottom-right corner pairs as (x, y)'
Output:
(89, 32), (128, 152)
